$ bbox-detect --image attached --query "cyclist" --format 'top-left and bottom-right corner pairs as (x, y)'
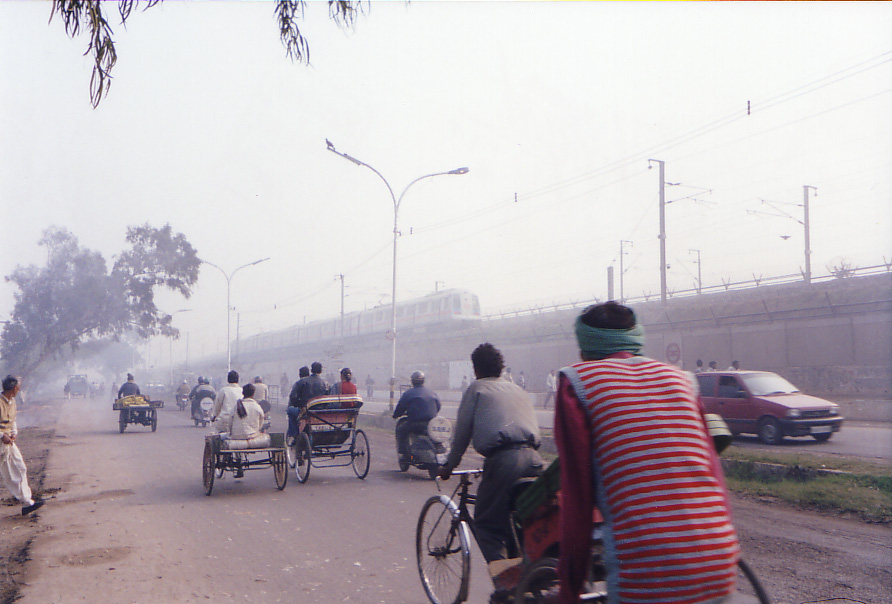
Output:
(554, 302), (739, 604)
(392, 370), (440, 461)
(438, 343), (543, 604)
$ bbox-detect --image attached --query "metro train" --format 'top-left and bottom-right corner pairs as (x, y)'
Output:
(240, 289), (481, 354)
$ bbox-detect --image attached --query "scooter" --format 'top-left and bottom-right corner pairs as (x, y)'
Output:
(176, 394), (188, 411)
(396, 416), (452, 480)
(193, 395), (214, 427)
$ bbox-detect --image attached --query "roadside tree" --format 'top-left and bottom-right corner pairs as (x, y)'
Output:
(50, 0), (366, 107)
(1, 224), (199, 380)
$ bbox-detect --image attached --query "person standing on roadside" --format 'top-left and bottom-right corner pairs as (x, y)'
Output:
(543, 369), (557, 408)
(1, 376), (44, 516)
(554, 302), (739, 604)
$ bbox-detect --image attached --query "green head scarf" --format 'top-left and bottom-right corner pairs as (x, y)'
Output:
(574, 314), (645, 358)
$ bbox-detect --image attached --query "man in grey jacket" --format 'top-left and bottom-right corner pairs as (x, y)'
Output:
(439, 343), (543, 601)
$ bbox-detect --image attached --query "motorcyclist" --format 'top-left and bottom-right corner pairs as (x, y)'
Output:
(190, 377), (216, 421)
(175, 380), (191, 408)
(176, 380), (191, 399)
(392, 371), (441, 461)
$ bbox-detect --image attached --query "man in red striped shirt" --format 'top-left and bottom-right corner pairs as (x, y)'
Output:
(554, 302), (739, 604)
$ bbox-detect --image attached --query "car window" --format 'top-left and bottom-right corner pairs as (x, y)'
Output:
(739, 373), (800, 396)
(696, 374), (718, 397)
(718, 376), (746, 398)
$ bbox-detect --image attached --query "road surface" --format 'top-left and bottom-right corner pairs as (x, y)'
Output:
(8, 397), (891, 604)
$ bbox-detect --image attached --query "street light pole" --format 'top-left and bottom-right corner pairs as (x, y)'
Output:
(327, 140), (468, 410)
(201, 257), (270, 372)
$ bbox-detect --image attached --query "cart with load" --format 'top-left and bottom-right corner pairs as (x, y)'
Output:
(113, 394), (162, 433)
(202, 432), (288, 495)
(286, 395), (370, 483)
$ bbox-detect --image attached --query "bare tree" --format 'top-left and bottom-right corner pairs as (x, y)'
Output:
(50, 0), (368, 108)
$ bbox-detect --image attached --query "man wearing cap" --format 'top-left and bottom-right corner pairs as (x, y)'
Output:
(1, 375), (44, 515)
(554, 301), (739, 604)
(117, 373), (140, 399)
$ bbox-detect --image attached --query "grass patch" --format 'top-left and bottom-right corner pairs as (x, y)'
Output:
(722, 446), (892, 523)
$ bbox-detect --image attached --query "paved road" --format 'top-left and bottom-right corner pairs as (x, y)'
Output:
(359, 394), (892, 461)
(17, 397), (891, 603)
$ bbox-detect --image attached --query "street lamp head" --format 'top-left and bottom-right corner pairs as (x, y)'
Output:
(449, 167), (470, 175)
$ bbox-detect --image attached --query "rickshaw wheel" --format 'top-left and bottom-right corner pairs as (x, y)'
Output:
(351, 429), (371, 479)
(272, 451), (288, 490)
(286, 436), (298, 469)
(202, 441), (216, 496)
(295, 432), (312, 483)
(514, 557), (559, 604)
(118, 410), (127, 433)
(150, 410), (158, 432)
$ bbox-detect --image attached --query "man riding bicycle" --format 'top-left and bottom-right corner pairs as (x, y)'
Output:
(438, 343), (543, 604)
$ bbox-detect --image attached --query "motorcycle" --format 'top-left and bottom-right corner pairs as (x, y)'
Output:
(396, 416), (452, 480)
(193, 395), (214, 427)
(176, 394), (188, 411)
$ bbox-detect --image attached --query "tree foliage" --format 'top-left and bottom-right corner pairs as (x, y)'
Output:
(1, 224), (199, 380)
(50, 0), (367, 108)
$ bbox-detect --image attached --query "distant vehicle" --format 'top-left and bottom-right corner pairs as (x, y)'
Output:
(64, 375), (89, 399)
(144, 382), (168, 403)
(239, 288), (481, 355)
(696, 371), (843, 445)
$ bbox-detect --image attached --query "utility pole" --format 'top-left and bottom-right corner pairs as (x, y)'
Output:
(619, 240), (633, 303)
(607, 266), (614, 300)
(649, 159), (667, 303)
(689, 249), (702, 294)
(335, 273), (345, 338)
(803, 185), (817, 284)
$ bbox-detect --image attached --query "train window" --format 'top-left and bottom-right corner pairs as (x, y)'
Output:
(396, 307), (404, 318)
(472, 295), (481, 315)
(419, 302), (428, 313)
(453, 294), (461, 313)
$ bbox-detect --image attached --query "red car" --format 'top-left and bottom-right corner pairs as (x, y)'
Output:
(696, 371), (843, 445)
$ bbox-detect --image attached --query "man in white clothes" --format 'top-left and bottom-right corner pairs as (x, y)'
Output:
(1, 375), (44, 515)
(212, 370), (242, 434)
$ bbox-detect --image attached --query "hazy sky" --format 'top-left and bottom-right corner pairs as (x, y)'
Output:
(1, 1), (890, 367)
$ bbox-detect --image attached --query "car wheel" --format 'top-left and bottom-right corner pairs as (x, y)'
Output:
(757, 417), (783, 445)
(812, 432), (832, 442)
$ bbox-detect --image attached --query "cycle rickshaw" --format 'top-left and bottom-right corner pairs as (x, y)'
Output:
(113, 394), (162, 433)
(285, 395), (370, 483)
(202, 432), (288, 495)
(416, 460), (771, 604)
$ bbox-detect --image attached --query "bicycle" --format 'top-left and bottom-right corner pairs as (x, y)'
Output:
(415, 469), (482, 604)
